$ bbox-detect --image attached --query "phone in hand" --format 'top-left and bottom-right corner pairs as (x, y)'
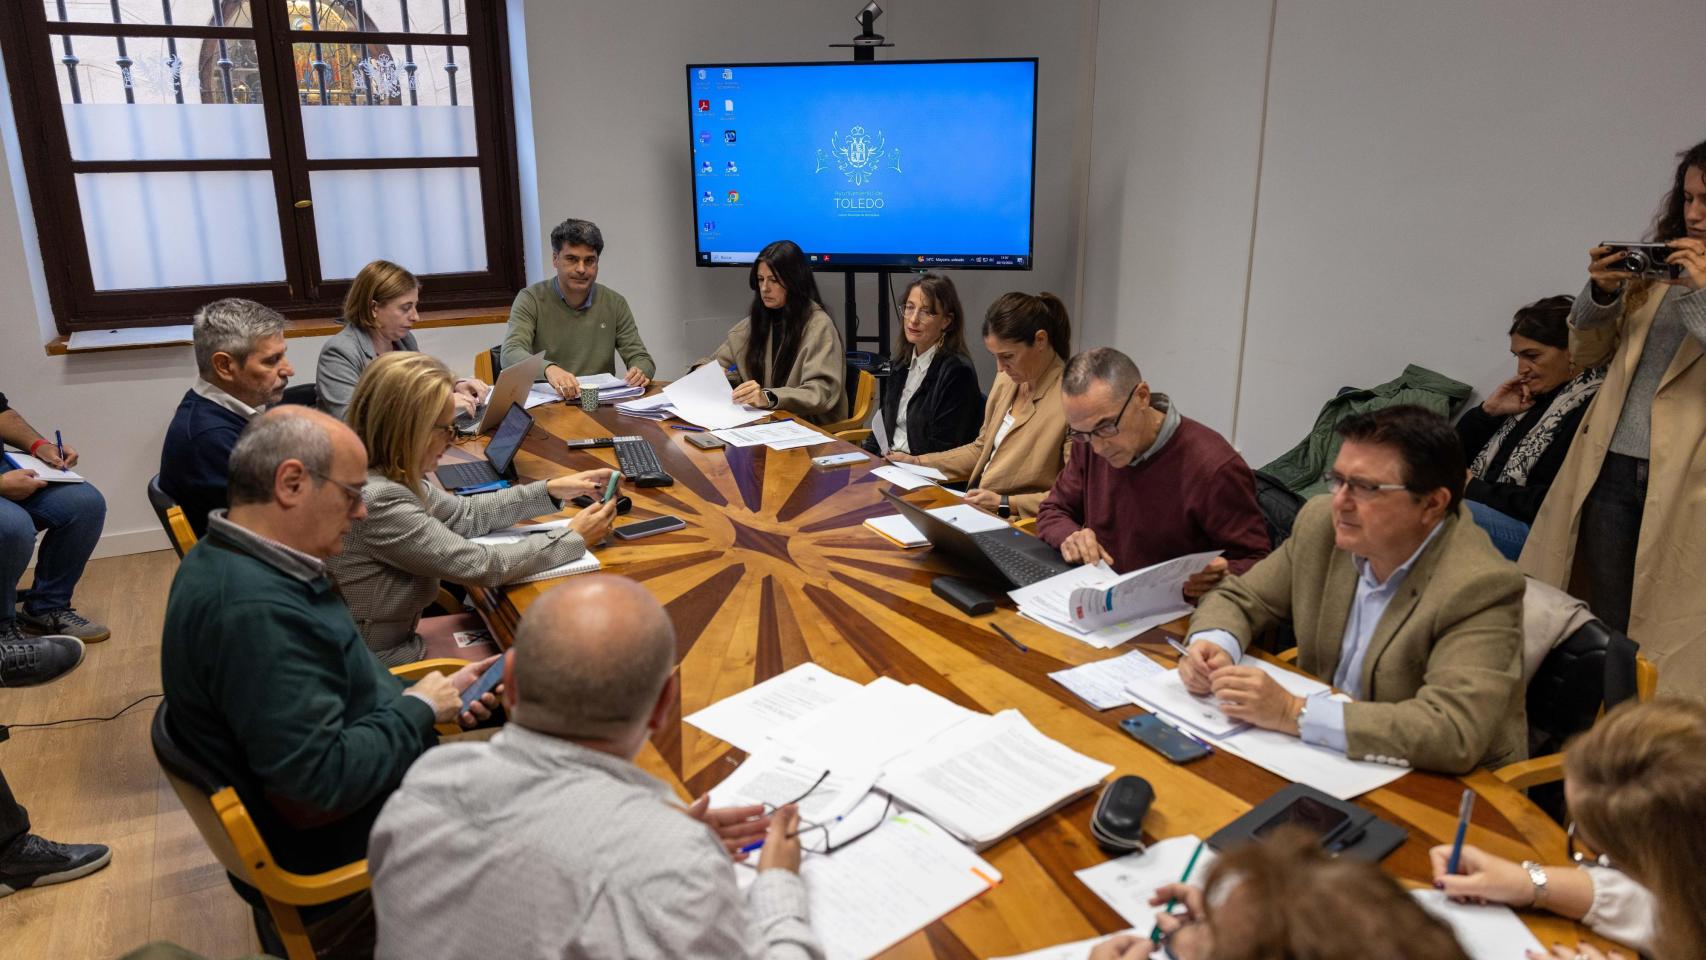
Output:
(603, 471), (623, 502)
(1120, 713), (1211, 764)
(458, 657), (506, 711)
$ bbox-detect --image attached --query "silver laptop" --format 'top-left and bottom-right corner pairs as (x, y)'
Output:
(459, 351), (547, 434)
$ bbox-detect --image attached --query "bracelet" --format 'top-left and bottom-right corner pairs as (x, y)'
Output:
(27, 438), (48, 455)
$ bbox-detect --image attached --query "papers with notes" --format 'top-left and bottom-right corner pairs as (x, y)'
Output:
(1009, 551), (1221, 649)
(1208, 712), (1409, 800)
(1127, 660), (1327, 739)
(1075, 835), (1218, 929)
(661, 362), (767, 430)
(870, 464), (936, 490)
(890, 460), (949, 482)
(1, 453), (86, 483)
(707, 751), (876, 823)
(766, 676), (979, 771)
(712, 420), (829, 451)
(1411, 890), (1545, 960)
(863, 514), (930, 548)
(1049, 651), (1168, 710)
(1010, 564), (1150, 649)
(879, 710), (1114, 848)
(796, 810), (1002, 960)
(988, 930), (1139, 960)
(684, 662), (863, 753)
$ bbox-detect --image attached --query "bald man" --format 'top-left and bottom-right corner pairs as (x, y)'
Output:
(162, 407), (501, 958)
(369, 576), (822, 959)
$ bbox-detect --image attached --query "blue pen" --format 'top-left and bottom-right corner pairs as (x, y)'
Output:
(1445, 788), (1474, 874)
(670, 425), (707, 432)
(740, 814), (843, 855)
(54, 430), (63, 463)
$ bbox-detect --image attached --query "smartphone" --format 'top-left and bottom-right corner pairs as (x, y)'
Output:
(686, 432), (726, 449)
(1252, 794), (1354, 844)
(571, 493), (631, 514)
(603, 471), (623, 502)
(458, 657), (506, 711)
(613, 515), (686, 540)
(812, 451), (869, 468)
(1120, 713), (1211, 764)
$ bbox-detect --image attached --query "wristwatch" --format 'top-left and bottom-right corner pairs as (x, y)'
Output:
(762, 389), (778, 409)
(1520, 860), (1549, 908)
(997, 495), (1011, 519)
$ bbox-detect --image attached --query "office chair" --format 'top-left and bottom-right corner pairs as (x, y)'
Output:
(279, 383), (318, 408)
(146, 474), (197, 558)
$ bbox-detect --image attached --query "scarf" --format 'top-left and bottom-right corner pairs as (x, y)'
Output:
(1470, 367), (1605, 486)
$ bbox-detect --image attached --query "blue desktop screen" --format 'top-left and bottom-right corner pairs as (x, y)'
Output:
(686, 59), (1037, 269)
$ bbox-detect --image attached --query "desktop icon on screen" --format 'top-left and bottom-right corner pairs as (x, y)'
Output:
(727, 190), (740, 203)
(697, 69), (706, 80)
(723, 130), (737, 144)
(699, 131), (711, 144)
(724, 99), (734, 112)
(820, 254), (830, 263)
(725, 160), (738, 174)
(702, 221), (716, 233)
(701, 191), (714, 204)
(722, 68), (734, 80)
(697, 99), (710, 113)
(700, 160), (712, 174)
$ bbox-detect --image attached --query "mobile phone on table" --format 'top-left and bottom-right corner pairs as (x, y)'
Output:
(603, 471), (623, 502)
(812, 451), (868, 468)
(1120, 713), (1210, 764)
(685, 432), (726, 449)
(458, 657), (506, 711)
(613, 515), (686, 540)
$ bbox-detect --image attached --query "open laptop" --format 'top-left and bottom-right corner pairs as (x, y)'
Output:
(879, 488), (1073, 588)
(458, 351), (547, 435)
(435, 403), (533, 490)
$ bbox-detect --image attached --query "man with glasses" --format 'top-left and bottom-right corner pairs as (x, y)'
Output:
(369, 575), (821, 959)
(1036, 348), (1269, 596)
(1179, 405), (1525, 775)
(161, 406), (501, 958)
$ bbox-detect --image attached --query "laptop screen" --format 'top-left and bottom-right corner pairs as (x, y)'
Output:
(484, 403), (532, 474)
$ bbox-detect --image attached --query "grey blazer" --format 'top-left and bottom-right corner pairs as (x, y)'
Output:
(328, 472), (587, 665)
(315, 326), (420, 420)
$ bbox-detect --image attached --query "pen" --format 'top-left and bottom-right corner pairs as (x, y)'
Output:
(1150, 839), (1207, 944)
(54, 430), (63, 463)
(740, 814), (844, 854)
(1445, 788), (1474, 875)
(670, 425), (708, 432)
(991, 622), (1028, 653)
(1164, 636), (1191, 659)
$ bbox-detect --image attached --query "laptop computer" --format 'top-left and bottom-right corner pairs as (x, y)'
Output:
(878, 488), (1073, 588)
(435, 403), (533, 490)
(458, 351), (547, 435)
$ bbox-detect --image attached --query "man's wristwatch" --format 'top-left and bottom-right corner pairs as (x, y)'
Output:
(997, 495), (1011, 519)
(762, 389), (779, 409)
(1520, 860), (1549, 908)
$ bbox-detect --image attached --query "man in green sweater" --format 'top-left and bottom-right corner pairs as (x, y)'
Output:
(502, 218), (656, 400)
(160, 407), (499, 955)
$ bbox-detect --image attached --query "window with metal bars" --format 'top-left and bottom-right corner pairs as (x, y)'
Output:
(0, 0), (524, 336)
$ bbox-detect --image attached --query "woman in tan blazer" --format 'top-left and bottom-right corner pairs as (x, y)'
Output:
(701, 239), (847, 425)
(890, 292), (1072, 519)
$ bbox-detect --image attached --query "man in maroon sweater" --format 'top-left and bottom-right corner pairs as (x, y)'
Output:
(1036, 348), (1270, 599)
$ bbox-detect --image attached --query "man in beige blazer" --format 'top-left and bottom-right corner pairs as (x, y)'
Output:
(1180, 406), (1526, 775)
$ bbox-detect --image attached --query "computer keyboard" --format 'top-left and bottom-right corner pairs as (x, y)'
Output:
(974, 534), (1067, 587)
(612, 436), (674, 487)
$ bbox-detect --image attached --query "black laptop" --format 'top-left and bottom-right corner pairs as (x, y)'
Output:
(435, 403), (532, 490)
(879, 488), (1073, 588)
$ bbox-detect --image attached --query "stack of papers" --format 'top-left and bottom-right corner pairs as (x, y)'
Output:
(863, 514), (930, 548)
(468, 525), (602, 583)
(890, 460), (949, 482)
(766, 676), (980, 770)
(1009, 551), (1221, 649)
(615, 392), (678, 421)
(1048, 651), (1168, 710)
(522, 385), (561, 410)
(684, 662), (864, 753)
(1, 453), (86, 483)
(712, 420), (831, 451)
(707, 750), (876, 823)
(574, 372), (645, 404)
(661, 362), (767, 430)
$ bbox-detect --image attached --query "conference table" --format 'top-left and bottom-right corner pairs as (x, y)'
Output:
(452, 393), (1602, 958)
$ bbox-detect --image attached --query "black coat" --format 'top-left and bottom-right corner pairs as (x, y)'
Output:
(863, 349), (983, 456)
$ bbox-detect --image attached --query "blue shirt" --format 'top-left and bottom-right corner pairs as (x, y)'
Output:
(1190, 520), (1445, 753)
(550, 275), (596, 311)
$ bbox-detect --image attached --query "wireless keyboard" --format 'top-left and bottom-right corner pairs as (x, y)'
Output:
(611, 435), (674, 487)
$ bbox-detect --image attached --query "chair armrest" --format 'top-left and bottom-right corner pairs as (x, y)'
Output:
(835, 429), (873, 443)
(1014, 516), (1037, 533)
(1493, 753), (1565, 790)
(1276, 647), (1299, 664)
(390, 658), (469, 681)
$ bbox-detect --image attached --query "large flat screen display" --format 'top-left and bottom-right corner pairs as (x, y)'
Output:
(686, 59), (1037, 270)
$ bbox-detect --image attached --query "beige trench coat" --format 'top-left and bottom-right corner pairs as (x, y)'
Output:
(1519, 284), (1706, 699)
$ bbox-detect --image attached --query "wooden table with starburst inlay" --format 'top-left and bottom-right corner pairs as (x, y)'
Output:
(449, 393), (1603, 958)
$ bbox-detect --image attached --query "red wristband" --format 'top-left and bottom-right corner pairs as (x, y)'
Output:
(28, 438), (49, 455)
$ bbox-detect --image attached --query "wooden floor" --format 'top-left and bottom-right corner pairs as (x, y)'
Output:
(0, 550), (258, 960)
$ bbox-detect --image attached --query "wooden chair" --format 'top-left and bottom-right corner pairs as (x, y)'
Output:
(146, 474), (198, 558)
(1496, 649), (1657, 791)
(834, 428), (873, 444)
(821, 368), (876, 435)
(473, 345), (502, 384)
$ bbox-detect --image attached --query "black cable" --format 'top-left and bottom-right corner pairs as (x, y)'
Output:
(0, 693), (162, 739)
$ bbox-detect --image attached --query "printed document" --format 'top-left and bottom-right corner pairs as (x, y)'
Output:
(988, 931), (1138, 960)
(707, 750), (876, 823)
(869, 464), (936, 490)
(1048, 651), (1168, 710)
(1411, 890), (1544, 960)
(1075, 835), (1218, 929)
(765, 677), (979, 770)
(683, 662), (864, 753)
(712, 420), (826, 449)
(662, 362), (768, 430)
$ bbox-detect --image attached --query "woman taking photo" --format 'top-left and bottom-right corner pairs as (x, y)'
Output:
(700, 239), (847, 424)
(1456, 295), (1604, 560)
(315, 259), (487, 420)
(889, 291), (1072, 520)
(1521, 138), (1706, 697)
(328, 352), (618, 666)
(1430, 699), (1706, 960)
(863, 273), (983, 457)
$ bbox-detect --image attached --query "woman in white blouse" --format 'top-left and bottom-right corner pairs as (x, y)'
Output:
(864, 273), (983, 457)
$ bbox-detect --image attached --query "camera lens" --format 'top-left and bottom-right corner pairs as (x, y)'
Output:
(1625, 251), (1649, 273)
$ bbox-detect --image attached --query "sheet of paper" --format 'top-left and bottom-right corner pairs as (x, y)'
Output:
(616, 392), (673, 413)
(522, 385), (561, 410)
(864, 514), (929, 548)
(683, 662), (864, 753)
(927, 503), (1010, 533)
(766, 677), (979, 771)
(1011, 563), (1153, 648)
(712, 420), (824, 448)
(707, 750), (877, 823)
(870, 408), (891, 456)
(473, 517), (573, 543)
(662, 362), (768, 429)
(1208, 694), (1407, 800)
(988, 930), (1139, 960)
(1072, 550), (1222, 631)
(1411, 890), (1545, 960)
(1018, 609), (1141, 649)
(2, 453), (86, 483)
(890, 460), (949, 482)
(66, 324), (193, 350)
(575, 373), (630, 390)
(879, 710), (1114, 847)
(766, 433), (833, 451)
(870, 464), (937, 490)
(1049, 651), (1169, 710)
(796, 811), (1001, 960)
(1075, 835), (1218, 929)
(1126, 659), (1326, 740)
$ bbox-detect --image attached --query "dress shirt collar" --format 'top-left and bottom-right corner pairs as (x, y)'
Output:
(492, 723), (674, 796)
(909, 343), (939, 371)
(1352, 516), (1445, 590)
(205, 509), (327, 583)
(192, 378), (262, 419)
(1127, 394), (1179, 467)
(551, 276), (597, 311)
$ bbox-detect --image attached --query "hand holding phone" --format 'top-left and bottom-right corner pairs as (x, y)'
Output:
(604, 471), (623, 502)
(458, 657), (506, 711)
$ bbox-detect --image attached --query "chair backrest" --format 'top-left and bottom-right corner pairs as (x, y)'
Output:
(475, 344), (503, 385)
(835, 363), (875, 428)
(279, 383), (318, 408)
(146, 474), (198, 558)
(1526, 619), (1634, 758)
(150, 702), (264, 885)
(1251, 470), (1304, 550)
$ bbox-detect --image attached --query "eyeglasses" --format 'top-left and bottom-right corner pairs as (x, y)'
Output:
(901, 303), (938, 319)
(310, 470), (366, 512)
(1067, 385), (1139, 442)
(1321, 470), (1410, 501)
(755, 771), (891, 855)
(429, 420), (458, 442)
(1566, 821), (1613, 868)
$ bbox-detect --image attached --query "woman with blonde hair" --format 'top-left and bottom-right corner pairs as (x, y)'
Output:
(328, 352), (618, 665)
(1431, 699), (1706, 960)
(314, 259), (488, 420)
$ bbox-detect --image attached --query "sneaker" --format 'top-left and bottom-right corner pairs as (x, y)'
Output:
(18, 608), (109, 644)
(0, 832), (112, 897)
(0, 623), (84, 687)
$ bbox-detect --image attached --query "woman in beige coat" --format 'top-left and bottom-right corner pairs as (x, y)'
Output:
(890, 292), (1073, 519)
(1521, 138), (1706, 699)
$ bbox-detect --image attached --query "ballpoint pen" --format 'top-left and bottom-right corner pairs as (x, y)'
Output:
(1165, 636), (1192, 659)
(1445, 788), (1474, 875)
(669, 425), (708, 432)
(991, 622), (1028, 653)
(1150, 839), (1206, 944)
(54, 430), (63, 463)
